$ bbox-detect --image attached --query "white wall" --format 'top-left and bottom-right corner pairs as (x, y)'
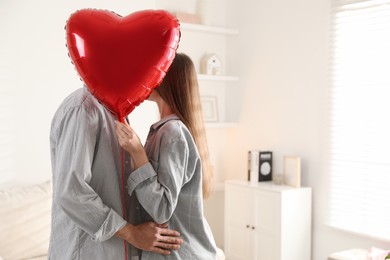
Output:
(1, 1), (390, 259)
(224, 0), (390, 259)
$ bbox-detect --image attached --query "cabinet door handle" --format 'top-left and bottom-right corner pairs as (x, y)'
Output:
(251, 226), (255, 230)
(246, 225), (250, 228)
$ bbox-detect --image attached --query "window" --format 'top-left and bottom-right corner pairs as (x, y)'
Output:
(328, 0), (390, 241)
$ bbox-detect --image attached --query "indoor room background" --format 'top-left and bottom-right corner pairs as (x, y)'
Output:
(1, 0), (389, 260)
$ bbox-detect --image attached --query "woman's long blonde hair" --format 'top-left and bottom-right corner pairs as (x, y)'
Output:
(156, 53), (213, 199)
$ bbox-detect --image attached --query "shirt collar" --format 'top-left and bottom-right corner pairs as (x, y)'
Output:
(151, 114), (180, 130)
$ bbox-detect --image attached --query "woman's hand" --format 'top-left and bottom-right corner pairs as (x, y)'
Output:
(115, 121), (148, 169)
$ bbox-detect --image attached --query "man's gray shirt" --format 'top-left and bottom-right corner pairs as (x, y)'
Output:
(49, 87), (133, 259)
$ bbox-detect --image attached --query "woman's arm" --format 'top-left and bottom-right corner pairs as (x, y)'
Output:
(115, 121), (191, 224)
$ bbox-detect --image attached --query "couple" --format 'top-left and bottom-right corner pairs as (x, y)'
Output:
(49, 53), (217, 259)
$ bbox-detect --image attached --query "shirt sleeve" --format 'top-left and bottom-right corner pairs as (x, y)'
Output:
(127, 137), (190, 224)
(52, 105), (126, 242)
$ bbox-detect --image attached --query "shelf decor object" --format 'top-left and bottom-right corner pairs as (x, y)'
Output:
(201, 96), (218, 122)
(201, 53), (221, 75)
(283, 156), (301, 188)
(247, 150), (260, 184)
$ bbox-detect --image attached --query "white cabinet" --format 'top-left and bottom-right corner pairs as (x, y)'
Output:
(178, 23), (239, 127)
(224, 180), (312, 260)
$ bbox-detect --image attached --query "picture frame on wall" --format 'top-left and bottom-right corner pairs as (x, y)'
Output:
(201, 96), (218, 122)
(283, 156), (301, 188)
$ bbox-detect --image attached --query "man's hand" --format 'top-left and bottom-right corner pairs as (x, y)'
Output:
(115, 222), (183, 255)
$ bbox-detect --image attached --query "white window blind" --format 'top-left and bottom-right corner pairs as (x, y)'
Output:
(328, 0), (390, 241)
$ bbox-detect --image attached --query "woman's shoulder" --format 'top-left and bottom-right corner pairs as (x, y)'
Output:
(159, 118), (193, 144)
(161, 118), (187, 135)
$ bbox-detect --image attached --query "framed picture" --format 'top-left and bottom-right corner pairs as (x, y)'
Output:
(283, 156), (301, 188)
(201, 96), (218, 122)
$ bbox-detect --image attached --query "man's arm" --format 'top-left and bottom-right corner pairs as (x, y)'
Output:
(115, 222), (183, 255)
(52, 105), (126, 242)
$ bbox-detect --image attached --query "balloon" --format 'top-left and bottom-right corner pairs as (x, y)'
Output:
(65, 9), (181, 121)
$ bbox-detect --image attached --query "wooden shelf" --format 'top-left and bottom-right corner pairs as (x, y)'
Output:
(197, 74), (239, 82)
(180, 22), (238, 35)
(180, 22), (240, 127)
(205, 122), (238, 128)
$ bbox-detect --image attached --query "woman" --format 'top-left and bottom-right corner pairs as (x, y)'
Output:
(115, 53), (217, 259)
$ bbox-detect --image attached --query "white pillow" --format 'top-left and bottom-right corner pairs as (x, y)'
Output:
(0, 181), (52, 260)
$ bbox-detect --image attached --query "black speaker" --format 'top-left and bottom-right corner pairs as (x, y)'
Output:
(258, 151), (272, 182)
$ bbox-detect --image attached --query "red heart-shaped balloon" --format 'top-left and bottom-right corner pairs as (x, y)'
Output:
(66, 9), (180, 121)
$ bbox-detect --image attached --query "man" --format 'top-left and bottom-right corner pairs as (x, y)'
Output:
(49, 86), (182, 259)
